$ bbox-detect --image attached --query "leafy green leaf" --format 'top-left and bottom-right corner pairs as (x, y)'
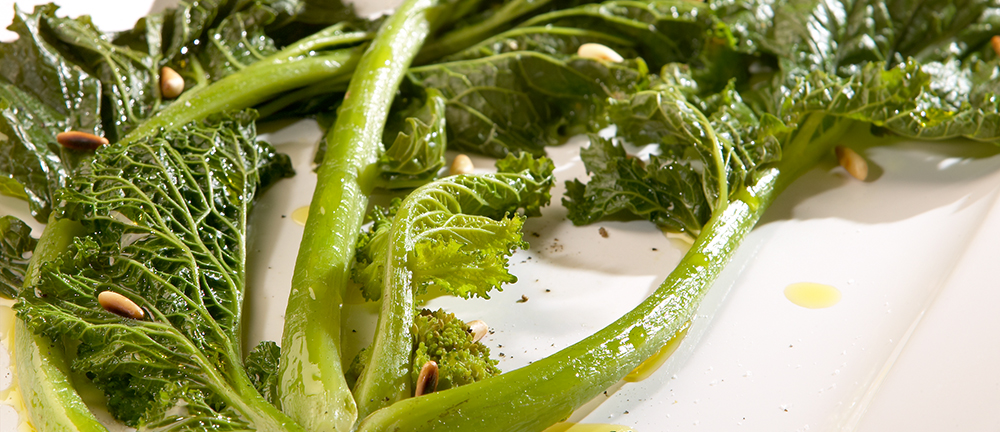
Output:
(0, 215), (36, 299)
(15, 111), (296, 429)
(245, 341), (282, 406)
(567, 52), (989, 231)
(565, 135), (711, 233)
(353, 153), (554, 301)
(0, 5), (107, 221)
(378, 87), (449, 188)
(518, 0), (715, 69)
(38, 10), (161, 141)
(0, 84), (90, 222)
(408, 51), (647, 157)
(0, 5), (105, 135)
(714, 0), (1000, 75)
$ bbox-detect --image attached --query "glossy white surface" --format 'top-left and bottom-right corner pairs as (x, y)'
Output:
(2, 1), (1000, 431)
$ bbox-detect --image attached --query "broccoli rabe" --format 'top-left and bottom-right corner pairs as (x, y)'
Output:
(348, 309), (500, 394)
(349, 153), (555, 419)
(412, 309), (501, 392)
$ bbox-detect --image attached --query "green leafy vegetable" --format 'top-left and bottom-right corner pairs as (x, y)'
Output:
(408, 52), (647, 157)
(353, 153), (553, 301)
(276, 0), (467, 430)
(354, 1), (1000, 431)
(412, 309), (501, 392)
(377, 87), (449, 188)
(246, 341), (283, 406)
(351, 153), (554, 418)
(346, 308), (502, 395)
(0, 215), (36, 298)
(565, 70), (784, 232)
(0, 5), (105, 221)
(517, 0), (715, 69)
(15, 111), (297, 430)
(0, 0), (366, 223)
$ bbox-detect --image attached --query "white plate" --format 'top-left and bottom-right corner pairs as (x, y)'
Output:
(2, 1), (1000, 431)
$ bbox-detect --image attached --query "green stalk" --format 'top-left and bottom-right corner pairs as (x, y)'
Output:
(121, 50), (360, 145)
(355, 119), (856, 431)
(276, 0), (448, 430)
(14, 218), (107, 432)
(351, 204), (416, 419)
(119, 26), (371, 146)
(415, 0), (559, 64)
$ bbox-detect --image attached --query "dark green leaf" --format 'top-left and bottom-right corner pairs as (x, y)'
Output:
(15, 111), (295, 429)
(408, 51), (647, 157)
(245, 341), (281, 406)
(0, 5), (107, 221)
(378, 87), (448, 188)
(564, 135), (711, 233)
(39, 11), (161, 141)
(0, 215), (36, 299)
(519, 0), (715, 69)
(713, 0), (1000, 74)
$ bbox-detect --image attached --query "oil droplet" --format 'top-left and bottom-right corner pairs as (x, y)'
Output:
(625, 323), (690, 382)
(544, 423), (635, 432)
(784, 282), (841, 309)
(291, 205), (310, 226)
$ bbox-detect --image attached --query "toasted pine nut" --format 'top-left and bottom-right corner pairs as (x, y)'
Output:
(414, 360), (439, 396)
(56, 131), (108, 150)
(466, 320), (488, 343)
(97, 291), (144, 320)
(577, 43), (624, 63)
(835, 146), (868, 181)
(450, 154), (474, 175)
(160, 66), (184, 99)
(992, 36), (1000, 57)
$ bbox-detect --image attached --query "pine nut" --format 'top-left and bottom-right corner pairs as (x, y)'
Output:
(577, 43), (624, 63)
(466, 320), (488, 343)
(450, 154), (474, 175)
(97, 291), (144, 320)
(835, 146), (868, 181)
(160, 66), (185, 99)
(414, 360), (439, 396)
(56, 131), (108, 150)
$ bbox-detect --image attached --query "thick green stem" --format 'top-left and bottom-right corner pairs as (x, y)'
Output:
(121, 50), (361, 145)
(220, 352), (307, 432)
(351, 208), (415, 420)
(15, 322), (106, 432)
(119, 25), (370, 145)
(14, 218), (107, 432)
(355, 119), (856, 431)
(415, 0), (556, 64)
(276, 0), (447, 430)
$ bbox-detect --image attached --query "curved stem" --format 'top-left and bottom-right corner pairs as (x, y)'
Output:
(14, 218), (107, 432)
(276, 0), (448, 430)
(415, 0), (556, 64)
(120, 49), (362, 146)
(355, 118), (857, 431)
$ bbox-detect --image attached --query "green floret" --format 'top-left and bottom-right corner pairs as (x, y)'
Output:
(347, 308), (500, 395)
(412, 309), (501, 393)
